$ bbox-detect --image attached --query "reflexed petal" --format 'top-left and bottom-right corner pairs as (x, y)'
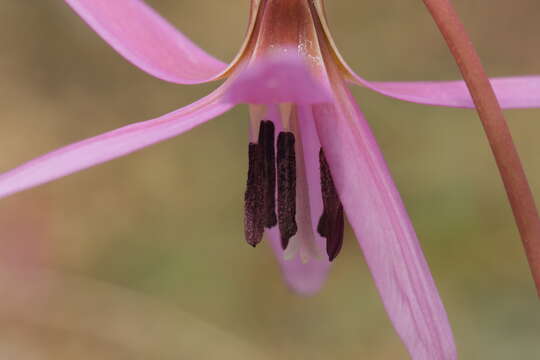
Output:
(0, 89), (232, 199)
(64, 0), (227, 84)
(224, 52), (331, 105)
(350, 71), (540, 109)
(309, 3), (537, 109)
(313, 78), (456, 359)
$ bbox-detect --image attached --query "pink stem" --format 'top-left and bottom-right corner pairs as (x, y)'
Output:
(422, 0), (540, 297)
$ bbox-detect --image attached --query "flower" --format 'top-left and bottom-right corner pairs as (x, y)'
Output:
(2, 0), (540, 359)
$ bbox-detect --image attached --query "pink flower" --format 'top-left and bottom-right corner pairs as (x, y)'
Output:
(2, 0), (540, 359)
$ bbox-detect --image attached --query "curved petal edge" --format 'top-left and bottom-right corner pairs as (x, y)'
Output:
(224, 52), (332, 105)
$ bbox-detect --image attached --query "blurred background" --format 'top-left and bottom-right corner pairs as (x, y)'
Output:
(0, 0), (539, 359)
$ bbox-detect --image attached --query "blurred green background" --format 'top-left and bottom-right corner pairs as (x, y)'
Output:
(0, 1), (539, 359)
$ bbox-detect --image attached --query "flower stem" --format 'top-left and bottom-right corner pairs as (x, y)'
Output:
(422, 0), (540, 297)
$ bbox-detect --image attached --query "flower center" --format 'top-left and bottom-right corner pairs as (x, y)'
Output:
(243, 104), (344, 261)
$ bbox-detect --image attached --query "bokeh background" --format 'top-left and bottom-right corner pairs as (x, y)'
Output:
(0, 1), (539, 359)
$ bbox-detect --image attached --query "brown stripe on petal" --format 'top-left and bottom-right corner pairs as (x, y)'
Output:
(244, 143), (265, 247)
(277, 132), (298, 249)
(259, 121), (277, 228)
(318, 148), (344, 261)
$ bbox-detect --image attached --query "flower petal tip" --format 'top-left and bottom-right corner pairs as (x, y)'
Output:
(224, 51), (332, 105)
(266, 229), (331, 296)
(282, 263), (329, 296)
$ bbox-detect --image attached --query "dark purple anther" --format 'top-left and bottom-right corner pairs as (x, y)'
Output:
(244, 142), (265, 246)
(277, 132), (297, 249)
(259, 121), (277, 228)
(317, 148), (344, 261)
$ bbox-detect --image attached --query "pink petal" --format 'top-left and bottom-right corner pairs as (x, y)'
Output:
(349, 69), (540, 109)
(0, 89), (232, 199)
(224, 52), (331, 105)
(313, 82), (456, 358)
(64, 0), (227, 84)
